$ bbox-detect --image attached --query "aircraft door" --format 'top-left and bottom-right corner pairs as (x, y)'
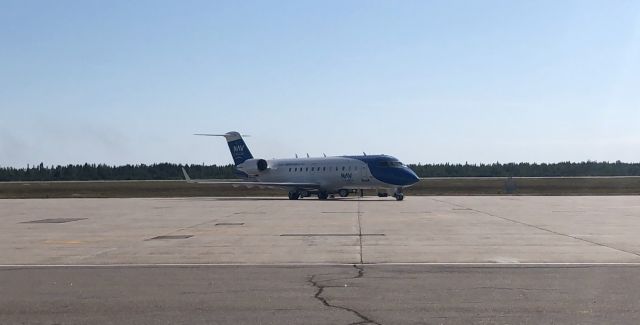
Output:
(361, 164), (371, 183)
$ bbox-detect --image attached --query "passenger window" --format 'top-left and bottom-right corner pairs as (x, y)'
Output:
(289, 168), (292, 172)
(342, 166), (345, 171)
(306, 167), (308, 171)
(323, 167), (326, 171)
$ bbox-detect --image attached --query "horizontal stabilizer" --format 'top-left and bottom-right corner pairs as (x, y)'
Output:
(195, 131), (253, 165)
(195, 134), (251, 137)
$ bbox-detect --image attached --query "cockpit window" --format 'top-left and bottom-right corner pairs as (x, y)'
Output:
(378, 161), (403, 167)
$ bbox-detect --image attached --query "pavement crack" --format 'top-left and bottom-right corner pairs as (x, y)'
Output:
(354, 264), (364, 278)
(308, 264), (381, 325)
(156, 212), (239, 238)
(469, 286), (557, 291)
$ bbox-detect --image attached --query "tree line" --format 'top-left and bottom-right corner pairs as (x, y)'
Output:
(410, 161), (640, 177)
(1, 161), (640, 181)
(0, 163), (237, 181)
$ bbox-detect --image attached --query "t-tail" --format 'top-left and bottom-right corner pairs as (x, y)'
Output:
(195, 131), (254, 165)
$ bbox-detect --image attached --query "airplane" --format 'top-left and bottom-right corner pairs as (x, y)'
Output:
(181, 131), (420, 201)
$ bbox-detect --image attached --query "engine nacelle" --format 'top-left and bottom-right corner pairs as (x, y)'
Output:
(238, 158), (269, 175)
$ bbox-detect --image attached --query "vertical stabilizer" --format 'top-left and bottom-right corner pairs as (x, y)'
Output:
(195, 131), (254, 165)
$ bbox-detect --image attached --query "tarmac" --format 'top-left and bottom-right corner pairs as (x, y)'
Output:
(2, 196), (640, 324)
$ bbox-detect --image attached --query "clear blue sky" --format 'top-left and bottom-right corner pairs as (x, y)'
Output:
(1, 1), (639, 167)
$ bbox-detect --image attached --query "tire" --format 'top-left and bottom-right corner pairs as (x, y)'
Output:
(288, 191), (300, 200)
(318, 191), (329, 200)
(338, 189), (349, 197)
(395, 193), (404, 201)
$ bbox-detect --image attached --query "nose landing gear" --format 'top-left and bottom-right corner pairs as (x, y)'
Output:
(393, 188), (405, 201)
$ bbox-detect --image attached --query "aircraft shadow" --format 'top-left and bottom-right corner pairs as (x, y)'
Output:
(158, 197), (394, 202)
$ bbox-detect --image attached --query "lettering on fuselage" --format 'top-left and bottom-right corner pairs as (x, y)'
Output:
(341, 173), (352, 180)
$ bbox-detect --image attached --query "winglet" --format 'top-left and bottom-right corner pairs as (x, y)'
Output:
(181, 167), (192, 182)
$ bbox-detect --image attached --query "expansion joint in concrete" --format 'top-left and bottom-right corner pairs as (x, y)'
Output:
(431, 198), (640, 260)
(356, 199), (364, 264)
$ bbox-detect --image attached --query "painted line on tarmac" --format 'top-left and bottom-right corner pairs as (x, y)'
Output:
(3, 262), (640, 268)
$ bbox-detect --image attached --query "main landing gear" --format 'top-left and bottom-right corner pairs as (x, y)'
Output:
(288, 190), (329, 200)
(317, 191), (329, 200)
(289, 190), (329, 200)
(288, 191), (300, 200)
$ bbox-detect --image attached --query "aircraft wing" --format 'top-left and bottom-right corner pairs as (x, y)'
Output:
(181, 168), (319, 189)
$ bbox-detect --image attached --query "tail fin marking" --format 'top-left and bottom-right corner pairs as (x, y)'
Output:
(195, 131), (254, 165)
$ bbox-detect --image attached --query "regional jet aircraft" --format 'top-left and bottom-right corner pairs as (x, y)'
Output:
(181, 131), (419, 200)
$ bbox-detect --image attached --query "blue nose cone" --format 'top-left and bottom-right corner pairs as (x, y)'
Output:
(405, 168), (420, 185)
(389, 167), (420, 186)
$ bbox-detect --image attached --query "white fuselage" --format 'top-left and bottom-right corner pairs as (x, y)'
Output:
(239, 157), (388, 192)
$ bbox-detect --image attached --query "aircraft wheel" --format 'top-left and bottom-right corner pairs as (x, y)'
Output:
(318, 191), (329, 200)
(338, 189), (349, 197)
(394, 193), (404, 201)
(288, 191), (300, 200)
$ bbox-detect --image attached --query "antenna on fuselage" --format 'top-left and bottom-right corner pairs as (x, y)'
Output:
(363, 152), (367, 156)
(323, 153), (326, 157)
(306, 153), (310, 158)
(295, 154), (298, 158)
